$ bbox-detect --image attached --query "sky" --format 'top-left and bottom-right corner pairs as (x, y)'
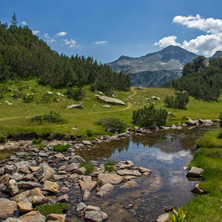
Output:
(1, 0), (222, 63)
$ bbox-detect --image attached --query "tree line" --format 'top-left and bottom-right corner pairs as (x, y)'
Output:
(173, 56), (222, 100)
(0, 14), (131, 93)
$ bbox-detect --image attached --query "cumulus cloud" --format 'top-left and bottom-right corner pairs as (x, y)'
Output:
(32, 30), (39, 35)
(93, 41), (107, 45)
(21, 21), (27, 26)
(62, 39), (77, 48)
(44, 33), (50, 39)
(155, 14), (222, 57)
(57, 31), (67, 37)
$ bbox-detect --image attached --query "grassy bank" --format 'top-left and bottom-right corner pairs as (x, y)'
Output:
(0, 79), (222, 141)
(184, 128), (222, 221)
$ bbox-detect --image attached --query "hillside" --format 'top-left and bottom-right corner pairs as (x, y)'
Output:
(109, 46), (198, 87)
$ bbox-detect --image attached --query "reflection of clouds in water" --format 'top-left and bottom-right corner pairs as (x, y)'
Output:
(150, 148), (190, 164)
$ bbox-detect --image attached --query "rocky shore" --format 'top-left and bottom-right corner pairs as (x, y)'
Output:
(0, 118), (213, 222)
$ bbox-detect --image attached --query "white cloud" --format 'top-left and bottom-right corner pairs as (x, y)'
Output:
(21, 21), (27, 26)
(57, 31), (67, 37)
(93, 41), (108, 45)
(44, 33), (50, 39)
(154, 35), (181, 48)
(62, 38), (77, 48)
(32, 30), (39, 35)
(155, 14), (222, 57)
(49, 39), (57, 43)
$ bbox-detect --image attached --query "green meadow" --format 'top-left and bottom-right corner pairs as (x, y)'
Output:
(0, 79), (222, 141)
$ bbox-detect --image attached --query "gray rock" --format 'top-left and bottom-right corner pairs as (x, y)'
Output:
(5, 218), (23, 222)
(8, 179), (19, 196)
(102, 105), (111, 108)
(18, 181), (42, 189)
(54, 174), (68, 181)
(186, 167), (203, 178)
(4, 165), (16, 175)
(15, 161), (36, 170)
(85, 210), (108, 222)
(97, 183), (113, 197)
(66, 163), (79, 172)
(66, 104), (84, 109)
(97, 96), (125, 106)
(98, 173), (123, 185)
(187, 119), (198, 125)
(10, 173), (24, 181)
(34, 163), (55, 182)
(83, 190), (91, 201)
(0, 198), (18, 219)
(43, 181), (59, 194)
(79, 180), (97, 192)
(76, 202), (87, 212)
(120, 180), (140, 189)
(191, 184), (207, 195)
(18, 210), (46, 222)
(117, 170), (142, 177)
(152, 96), (160, 100)
(17, 201), (33, 213)
(156, 213), (171, 222)
(69, 155), (84, 164)
(149, 125), (159, 131)
(58, 194), (69, 202)
(46, 214), (66, 222)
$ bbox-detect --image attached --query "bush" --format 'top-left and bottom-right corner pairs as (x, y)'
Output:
(32, 138), (42, 144)
(164, 92), (189, 109)
(132, 104), (168, 127)
(23, 93), (34, 103)
(95, 117), (127, 133)
(35, 203), (68, 215)
(53, 144), (71, 152)
(30, 111), (67, 124)
(169, 207), (186, 222)
(66, 88), (84, 101)
(80, 161), (95, 175)
(40, 93), (55, 103)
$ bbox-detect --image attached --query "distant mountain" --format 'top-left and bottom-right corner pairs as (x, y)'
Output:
(210, 50), (222, 59)
(108, 46), (198, 87)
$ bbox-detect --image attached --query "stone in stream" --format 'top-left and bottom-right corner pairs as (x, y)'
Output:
(85, 210), (108, 222)
(69, 155), (85, 164)
(117, 170), (142, 177)
(18, 210), (46, 222)
(83, 190), (91, 201)
(34, 163), (55, 182)
(97, 173), (123, 185)
(97, 183), (113, 197)
(191, 184), (207, 195)
(79, 180), (97, 192)
(8, 179), (19, 196)
(186, 167), (203, 178)
(17, 181), (42, 189)
(120, 180), (140, 189)
(156, 213), (171, 222)
(0, 198), (18, 220)
(17, 201), (33, 213)
(58, 194), (69, 202)
(76, 202), (87, 212)
(47, 214), (66, 222)
(43, 181), (59, 194)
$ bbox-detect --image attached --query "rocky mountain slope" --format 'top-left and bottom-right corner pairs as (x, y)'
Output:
(108, 46), (198, 87)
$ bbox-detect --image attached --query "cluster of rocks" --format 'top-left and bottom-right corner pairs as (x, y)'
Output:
(0, 141), (151, 222)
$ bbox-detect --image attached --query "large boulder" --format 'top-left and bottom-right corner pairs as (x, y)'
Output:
(98, 173), (123, 185)
(0, 198), (17, 220)
(97, 96), (125, 106)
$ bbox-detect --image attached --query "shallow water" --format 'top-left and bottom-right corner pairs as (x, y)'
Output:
(71, 125), (217, 221)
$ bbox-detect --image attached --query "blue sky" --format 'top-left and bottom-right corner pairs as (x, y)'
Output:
(1, 0), (222, 63)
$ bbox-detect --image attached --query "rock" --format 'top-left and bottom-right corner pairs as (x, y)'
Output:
(58, 194), (69, 202)
(82, 140), (92, 145)
(54, 174), (67, 181)
(0, 174), (10, 185)
(117, 170), (142, 177)
(30, 187), (45, 197)
(79, 180), (97, 192)
(69, 156), (84, 164)
(34, 163), (56, 182)
(76, 202), (87, 212)
(97, 96), (125, 106)
(54, 153), (65, 159)
(85, 205), (101, 211)
(18, 210), (46, 222)
(156, 213), (171, 222)
(98, 173), (123, 185)
(152, 96), (160, 100)
(18, 181), (42, 189)
(5, 218), (23, 222)
(159, 126), (171, 130)
(148, 125), (159, 131)
(15, 161), (36, 171)
(17, 201), (33, 212)
(83, 190), (91, 201)
(164, 206), (174, 212)
(0, 198), (17, 219)
(187, 119), (198, 125)
(85, 210), (108, 222)
(97, 183), (113, 197)
(66, 163), (80, 172)
(29, 166), (40, 173)
(118, 160), (133, 169)
(120, 180), (139, 189)
(66, 104), (84, 109)
(28, 196), (48, 205)
(134, 166), (151, 174)
(4, 165), (16, 175)
(47, 214), (66, 222)
(203, 119), (213, 125)
(11, 190), (30, 202)
(43, 181), (59, 194)
(11, 173), (24, 181)
(186, 167), (203, 178)
(191, 184), (207, 195)
(8, 179), (19, 196)
(60, 186), (70, 193)
(102, 105), (111, 108)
